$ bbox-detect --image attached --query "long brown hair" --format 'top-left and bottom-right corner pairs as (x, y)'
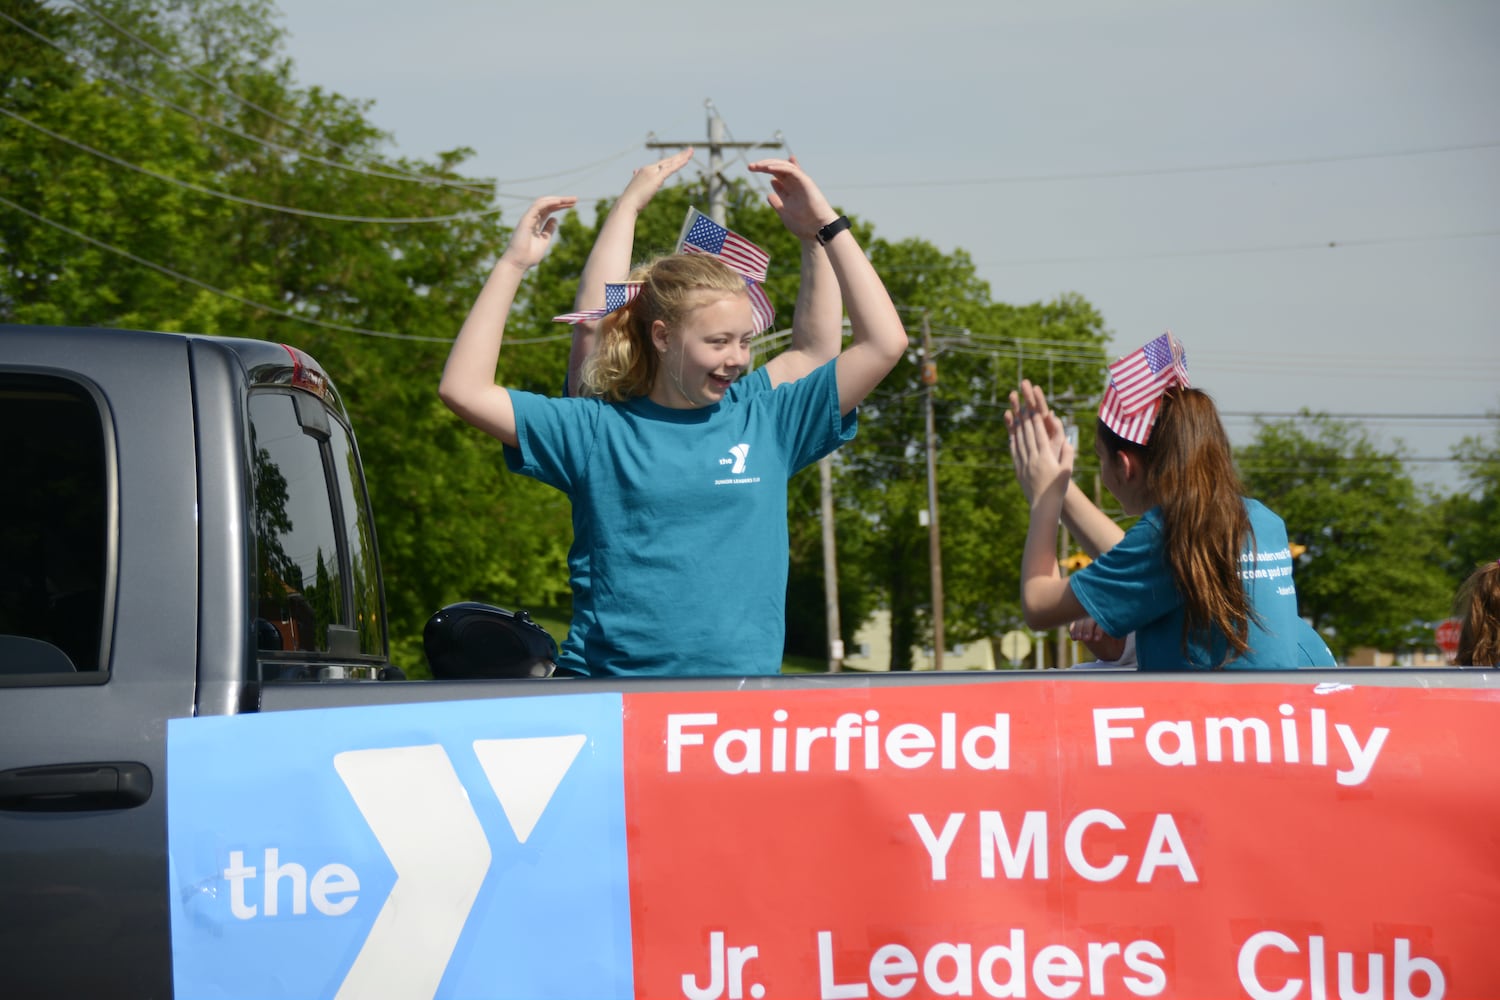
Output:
(580, 254), (747, 402)
(1098, 386), (1254, 665)
(1454, 561), (1500, 667)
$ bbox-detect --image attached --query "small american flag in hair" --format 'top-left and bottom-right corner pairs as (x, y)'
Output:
(552, 282), (642, 325)
(677, 208), (770, 283)
(1097, 332), (1190, 445)
(746, 280), (775, 334)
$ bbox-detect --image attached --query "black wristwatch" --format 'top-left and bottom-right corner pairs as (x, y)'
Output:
(815, 215), (852, 246)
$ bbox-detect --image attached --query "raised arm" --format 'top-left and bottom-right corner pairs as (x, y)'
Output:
(748, 158), (906, 415)
(565, 148), (694, 395)
(440, 195), (578, 447)
(760, 158), (843, 387)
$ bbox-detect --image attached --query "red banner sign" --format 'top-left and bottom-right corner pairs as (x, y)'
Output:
(623, 680), (1499, 1000)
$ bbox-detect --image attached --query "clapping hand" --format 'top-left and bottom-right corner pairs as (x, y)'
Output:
(1005, 379), (1073, 504)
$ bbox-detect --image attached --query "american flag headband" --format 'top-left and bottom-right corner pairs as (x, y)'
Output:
(1096, 331), (1190, 446)
(551, 208), (776, 334)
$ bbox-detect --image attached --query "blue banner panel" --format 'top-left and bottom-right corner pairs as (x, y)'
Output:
(167, 694), (631, 1000)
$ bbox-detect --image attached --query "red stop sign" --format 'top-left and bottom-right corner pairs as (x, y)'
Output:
(1435, 618), (1462, 658)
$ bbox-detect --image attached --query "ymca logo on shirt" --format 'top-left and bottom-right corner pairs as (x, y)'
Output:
(714, 442), (761, 486)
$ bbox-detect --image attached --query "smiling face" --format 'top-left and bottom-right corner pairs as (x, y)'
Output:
(649, 289), (755, 409)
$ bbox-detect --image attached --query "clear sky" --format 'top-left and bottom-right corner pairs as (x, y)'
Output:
(274, 0), (1499, 491)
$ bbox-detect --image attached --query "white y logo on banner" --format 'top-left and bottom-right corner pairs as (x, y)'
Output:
(332, 736), (586, 999)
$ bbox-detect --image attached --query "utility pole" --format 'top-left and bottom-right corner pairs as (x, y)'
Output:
(820, 455), (843, 672)
(647, 100), (783, 224)
(921, 312), (945, 670)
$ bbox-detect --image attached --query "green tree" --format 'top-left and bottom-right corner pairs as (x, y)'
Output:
(2, 0), (1117, 676)
(1435, 410), (1500, 596)
(1236, 412), (1453, 656)
(826, 235), (1110, 669)
(0, 0), (561, 668)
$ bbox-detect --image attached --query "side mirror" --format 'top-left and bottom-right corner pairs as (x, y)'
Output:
(253, 617), (284, 651)
(423, 603), (559, 680)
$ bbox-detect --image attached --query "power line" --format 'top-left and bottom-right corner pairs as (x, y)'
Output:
(853, 230), (1500, 273)
(489, 143), (653, 186)
(923, 338), (1500, 380)
(0, 193), (574, 345)
(837, 452), (1474, 490)
(0, 8), (494, 195)
(840, 140), (1500, 191)
(0, 105), (511, 222)
(0, 188), (799, 349)
(4, 9), (660, 204)
(1218, 411), (1496, 422)
(62, 0), (464, 191)
(956, 397), (1498, 422)
(753, 225), (1500, 278)
(849, 445), (1471, 471)
(1191, 363), (1500, 383)
(2, 200), (1477, 375)
(987, 230), (1500, 268)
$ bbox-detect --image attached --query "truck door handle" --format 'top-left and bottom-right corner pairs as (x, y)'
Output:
(0, 762), (153, 811)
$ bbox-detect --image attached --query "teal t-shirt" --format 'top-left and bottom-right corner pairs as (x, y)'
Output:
(1069, 499), (1305, 670)
(504, 359), (855, 677)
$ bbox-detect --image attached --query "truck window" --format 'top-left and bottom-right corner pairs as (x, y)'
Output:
(328, 418), (385, 656)
(0, 375), (108, 678)
(248, 391), (383, 664)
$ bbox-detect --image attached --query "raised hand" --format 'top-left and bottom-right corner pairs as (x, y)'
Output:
(1007, 387), (1074, 506)
(500, 195), (578, 272)
(1003, 379), (1060, 440)
(748, 156), (838, 239)
(618, 147), (694, 214)
(1005, 379), (1070, 485)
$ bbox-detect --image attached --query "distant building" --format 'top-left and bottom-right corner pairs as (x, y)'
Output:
(843, 608), (997, 671)
(1345, 646), (1449, 667)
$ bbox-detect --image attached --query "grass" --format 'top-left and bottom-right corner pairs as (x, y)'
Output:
(780, 653), (828, 674)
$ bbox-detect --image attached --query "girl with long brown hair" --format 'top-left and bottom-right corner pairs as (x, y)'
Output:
(1453, 560), (1500, 667)
(1006, 333), (1312, 669)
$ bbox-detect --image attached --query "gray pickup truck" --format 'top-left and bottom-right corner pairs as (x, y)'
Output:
(0, 325), (562, 997)
(3, 325), (1494, 1000)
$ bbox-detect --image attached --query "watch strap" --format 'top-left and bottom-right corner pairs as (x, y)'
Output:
(815, 215), (852, 246)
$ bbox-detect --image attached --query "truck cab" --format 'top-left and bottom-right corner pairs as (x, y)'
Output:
(0, 325), (390, 997)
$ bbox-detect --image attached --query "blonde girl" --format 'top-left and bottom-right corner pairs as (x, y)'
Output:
(440, 158), (906, 676)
